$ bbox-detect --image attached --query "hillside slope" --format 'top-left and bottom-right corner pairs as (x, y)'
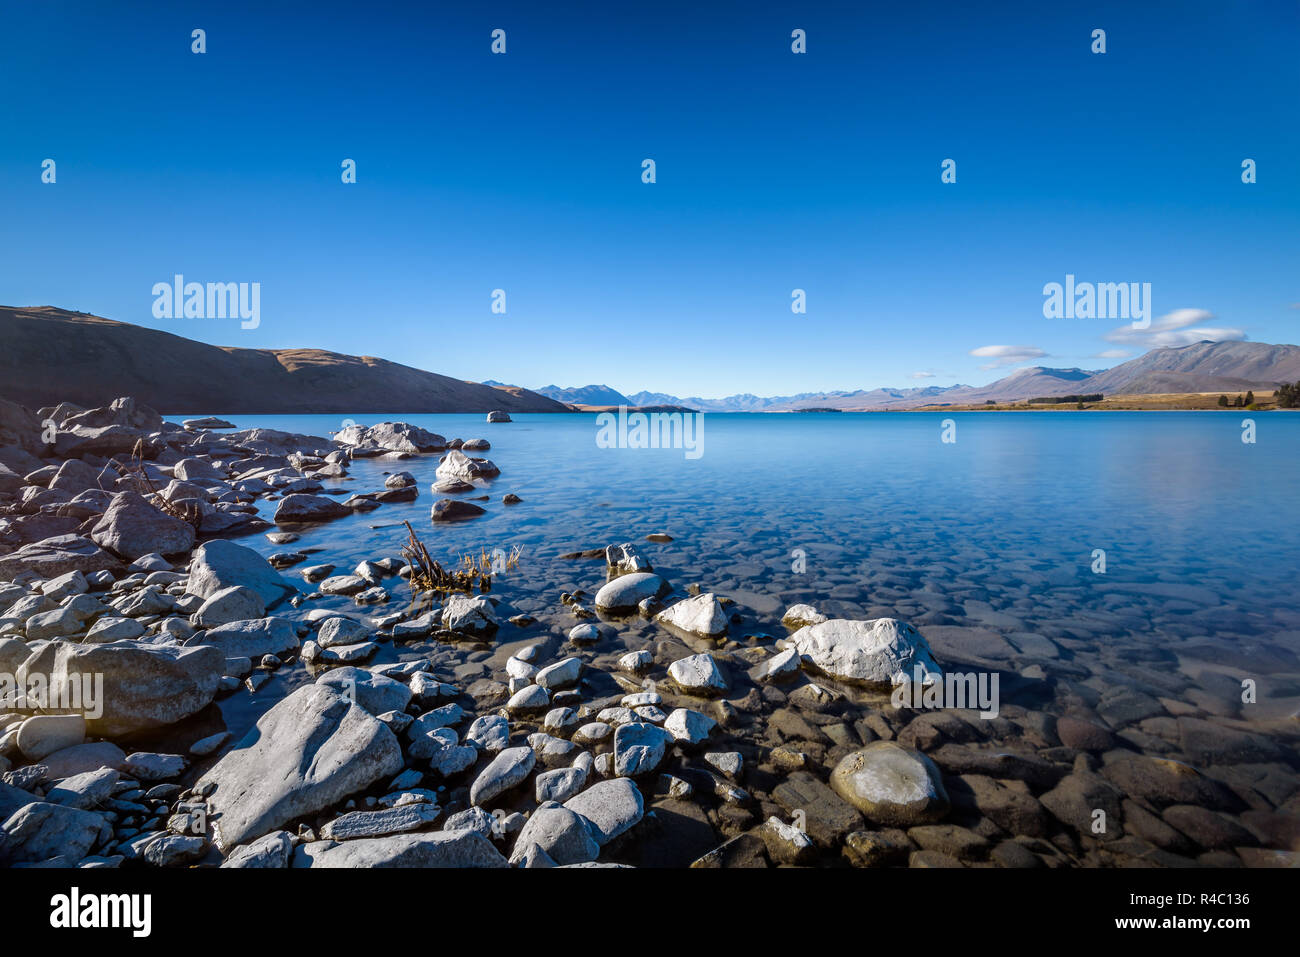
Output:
(0, 306), (571, 414)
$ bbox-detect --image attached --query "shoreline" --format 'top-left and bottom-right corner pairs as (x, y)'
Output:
(1, 395), (1297, 869)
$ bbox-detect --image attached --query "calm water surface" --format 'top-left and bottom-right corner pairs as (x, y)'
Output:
(191, 411), (1300, 740)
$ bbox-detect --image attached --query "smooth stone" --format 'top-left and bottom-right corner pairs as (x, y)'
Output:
(564, 778), (645, 845)
(594, 573), (669, 613)
(790, 618), (944, 688)
(469, 746), (536, 806)
(197, 684), (403, 852)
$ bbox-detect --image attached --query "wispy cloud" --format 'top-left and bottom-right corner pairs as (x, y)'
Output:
(910, 371), (935, 379)
(1093, 348), (1132, 359)
(969, 344), (1047, 369)
(1105, 308), (1246, 348)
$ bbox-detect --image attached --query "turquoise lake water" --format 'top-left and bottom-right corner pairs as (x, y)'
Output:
(191, 410), (1300, 739)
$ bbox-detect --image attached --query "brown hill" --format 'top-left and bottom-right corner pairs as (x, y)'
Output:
(0, 306), (572, 415)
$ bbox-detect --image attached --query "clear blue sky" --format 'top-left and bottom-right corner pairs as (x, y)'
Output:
(2, 0), (1297, 398)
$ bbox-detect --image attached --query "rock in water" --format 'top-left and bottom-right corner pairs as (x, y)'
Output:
(187, 540), (296, 609)
(594, 572), (669, 613)
(830, 742), (950, 826)
(431, 499), (487, 522)
(435, 449), (500, 482)
(789, 618), (943, 688)
(441, 594), (499, 635)
(273, 493), (353, 524)
(667, 653), (728, 696)
(198, 684), (403, 852)
(293, 829), (507, 867)
(16, 641), (223, 738)
(486, 411), (512, 423)
(605, 542), (651, 576)
(781, 604), (828, 629)
(335, 422), (447, 455)
(89, 491), (196, 559)
(196, 617), (300, 659)
(655, 593), (728, 638)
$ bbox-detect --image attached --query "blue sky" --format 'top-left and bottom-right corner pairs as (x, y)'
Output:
(2, 0), (1296, 398)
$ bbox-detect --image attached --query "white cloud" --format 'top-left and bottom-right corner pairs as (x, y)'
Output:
(1093, 349), (1132, 359)
(1105, 308), (1246, 348)
(910, 371), (935, 379)
(969, 344), (1047, 369)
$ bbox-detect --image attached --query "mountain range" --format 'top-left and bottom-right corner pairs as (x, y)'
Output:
(4, 306), (1297, 416)
(0, 306), (569, 414)
(533, 340), (1300, 411)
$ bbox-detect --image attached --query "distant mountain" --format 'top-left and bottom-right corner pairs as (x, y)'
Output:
(567, 341), (1300, 412)
(1080, 340), (1300, 396)
(920, 367), (1100, 406)
(0, 306), (572, 414)
(619, 385), (974, 412)
(535, 384), (632, 407)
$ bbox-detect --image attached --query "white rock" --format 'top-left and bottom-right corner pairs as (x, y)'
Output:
(197, 684), (403, 851)
(663, 708), (716, 746)
(789, 618), (943, 688)
(594, 573), (668, 613)
(564, 778), (644, 845)
(441, 594), (499, 635)
(469, 746), (536, 806)
(655, 593), (728, 638)
(618, 649), (653, 674)
(535, 656), (582, 690)
(667, 652), (728, 696)
(612, 722), (670, 777)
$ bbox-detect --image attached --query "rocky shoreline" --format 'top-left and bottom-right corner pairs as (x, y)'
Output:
(0, 395), (1297, 868)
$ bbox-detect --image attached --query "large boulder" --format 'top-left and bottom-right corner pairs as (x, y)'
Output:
(0, 398), (42, 453)
(594, 573), (669, 614)
(0, 535), (123, 580)
(193, 617), (300, 659)
(509, 803), (600, 866)
(198, 684), (403, 852)
(62, 396), (163, 432)
(54, 424), (156, 459)
(292, 830), (507, 867)
(563, 778), (645, 845)
(441, 594), (499, 635)
(655, 593), (728, 638)
(273, 494), (352, 524)
(335, 422), (447, 455)
(15, 640), (224, 738)
(0, 801), (111, 864)
(190, 586), (266, 627)
(47, 459), (113, 494)
(223, 428), (332, 455)
(172, 457), (226, 482)
(830, 742), (951, 826)
(187, 540), (296, 609)
(430, 499), (487, 522)
(789, 618), (943, 688)
(435, 449), (500, 483)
